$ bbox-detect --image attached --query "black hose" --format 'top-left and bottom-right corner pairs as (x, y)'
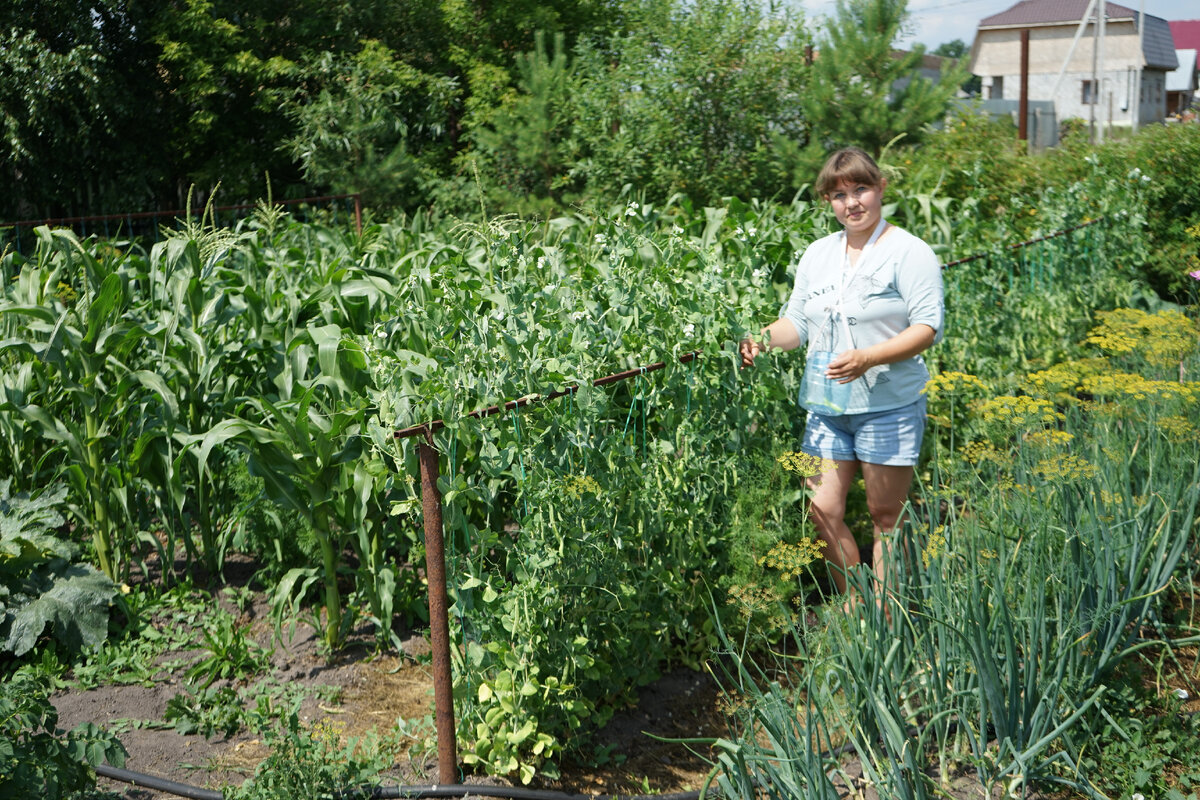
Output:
(95, 764), (224, 800)
(93, 764), (703, 800)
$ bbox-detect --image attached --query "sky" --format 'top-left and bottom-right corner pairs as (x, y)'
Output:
(791, 0), (1199, 51)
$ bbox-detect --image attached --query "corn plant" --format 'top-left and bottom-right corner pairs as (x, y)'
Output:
(0, 228), (172, 579)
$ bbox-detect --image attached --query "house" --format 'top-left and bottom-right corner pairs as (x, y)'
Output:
(968, 0), (1178, 138)
(1167, 21), (1200, 114)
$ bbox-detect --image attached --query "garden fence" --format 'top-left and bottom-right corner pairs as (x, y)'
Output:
(0, 193), (363, 255)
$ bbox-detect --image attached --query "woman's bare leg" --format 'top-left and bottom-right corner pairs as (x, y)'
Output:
(861, 462), (915, 588)
(807, 459), (860, 595)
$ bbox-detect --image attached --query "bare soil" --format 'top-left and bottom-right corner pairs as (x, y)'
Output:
(51, 557), (728, 800)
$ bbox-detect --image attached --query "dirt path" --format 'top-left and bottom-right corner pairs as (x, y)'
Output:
(52, 595), (725, 799)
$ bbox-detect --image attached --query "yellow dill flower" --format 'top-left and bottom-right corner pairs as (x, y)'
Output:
(1085, 308), (1198, 367)
(921, 526), (947, 568)
(311, 718), (346, 744)
(1024, 429), (1074, 448)
(1023, 358), (1111, 401)
(923, 371), (988, 400)
(562, 474), (602, 499)
(54, 281), (79, 305)
(974, 395), (1064, 428)
(997, 476), (1035, 494)
(1032, 454), (1098, 482)
(726, 583), (787, 626)
(961, 440), (1004, 465)
(979, 548), (997, 560)
(1080, 373), (1198, 403)
(760, 537), (828, 580)
(1157, 414), (1198, 439)
(776, 451), (836, 477)
(1101, 446), (1126, 462)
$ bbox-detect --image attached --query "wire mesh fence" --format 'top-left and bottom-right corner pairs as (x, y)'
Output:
(0, 193), (362, 255)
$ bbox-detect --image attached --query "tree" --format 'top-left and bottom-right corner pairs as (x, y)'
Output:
(282, 41), (458, 210)
(801, 0), (966, 162)
(0, 1), (170, 220)
(563, 0), (814, 205)
(933, 38), (982, 95)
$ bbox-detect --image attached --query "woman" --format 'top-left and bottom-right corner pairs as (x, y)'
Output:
(739, 147), (944, 609)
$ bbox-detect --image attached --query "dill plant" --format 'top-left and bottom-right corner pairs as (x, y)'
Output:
(709, 307), (1200, 797)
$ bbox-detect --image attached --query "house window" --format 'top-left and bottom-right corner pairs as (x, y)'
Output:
(990, 76), (1004, 99)
(1082, 79), (1098, 105)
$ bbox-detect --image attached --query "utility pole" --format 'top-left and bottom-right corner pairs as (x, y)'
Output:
(1019, 28), (1030, 144)
(1133, 0), (1145, 133)
(1098, 0), (1107, 142)
(1090, 0), (1099, 143)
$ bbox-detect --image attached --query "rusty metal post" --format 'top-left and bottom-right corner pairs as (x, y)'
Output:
(353, 193), (363, 235)
(418, 430), (457, 783)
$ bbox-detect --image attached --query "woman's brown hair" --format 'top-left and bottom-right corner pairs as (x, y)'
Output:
(815, 147), (884, 197)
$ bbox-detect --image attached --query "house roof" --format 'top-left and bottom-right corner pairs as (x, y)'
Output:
(1169, 20), (1200, 51)
(978, 0), (1177, 70)
(980, 0), (1135, 28)
(1167, 50), (1198, 92)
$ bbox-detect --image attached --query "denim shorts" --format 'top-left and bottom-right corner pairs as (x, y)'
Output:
(801, 396), (927, 466)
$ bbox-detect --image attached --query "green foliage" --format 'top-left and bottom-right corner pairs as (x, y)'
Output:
(0, 672), (127, 799)
(1092, 122), (1200, 302)
(1077, 675), (1200, 799)
(163, 684), (247, 739)
(567, 0), (813, 206)
(226, 713), (394, 800)
(70, 584), (215, 689)
(183, 611), (273, 689)
(467, 31), (578, 216)
(801, 0), (966, 165)
(284, 40), (458, 210)
(0, 480), (118, 657)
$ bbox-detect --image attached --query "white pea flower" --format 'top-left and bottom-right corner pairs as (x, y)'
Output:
(536, 256), (547, 269)
(1127, 167), (1142, 180)
(594, 233), (607, 244)
(571, 311), (585, 322)
(734, 226), (744, 237)
(682, 323), (695, 337)
(747, 226), (758, 237)
(671, 225), (684, 235)
(752, 268), (768, 280)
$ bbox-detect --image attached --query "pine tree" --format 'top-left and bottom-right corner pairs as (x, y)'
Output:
(801, 0), (966, 159)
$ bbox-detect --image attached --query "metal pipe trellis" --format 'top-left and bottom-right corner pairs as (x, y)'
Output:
(392, 351), (700, 782)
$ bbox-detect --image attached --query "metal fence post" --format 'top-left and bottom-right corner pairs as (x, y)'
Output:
(418, 428), (457, 783)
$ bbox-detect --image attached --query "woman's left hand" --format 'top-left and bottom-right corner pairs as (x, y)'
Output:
(826, 324), (938, 383)
(825, 349), (876, 383)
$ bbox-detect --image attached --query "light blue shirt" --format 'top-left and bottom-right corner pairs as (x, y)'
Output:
(781, 224), (944, 415)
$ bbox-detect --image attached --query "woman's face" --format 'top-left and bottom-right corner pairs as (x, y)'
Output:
(826, 178), (886, 239)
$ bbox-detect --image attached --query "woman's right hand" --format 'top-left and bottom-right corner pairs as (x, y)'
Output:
(739, 338), (762, 368)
